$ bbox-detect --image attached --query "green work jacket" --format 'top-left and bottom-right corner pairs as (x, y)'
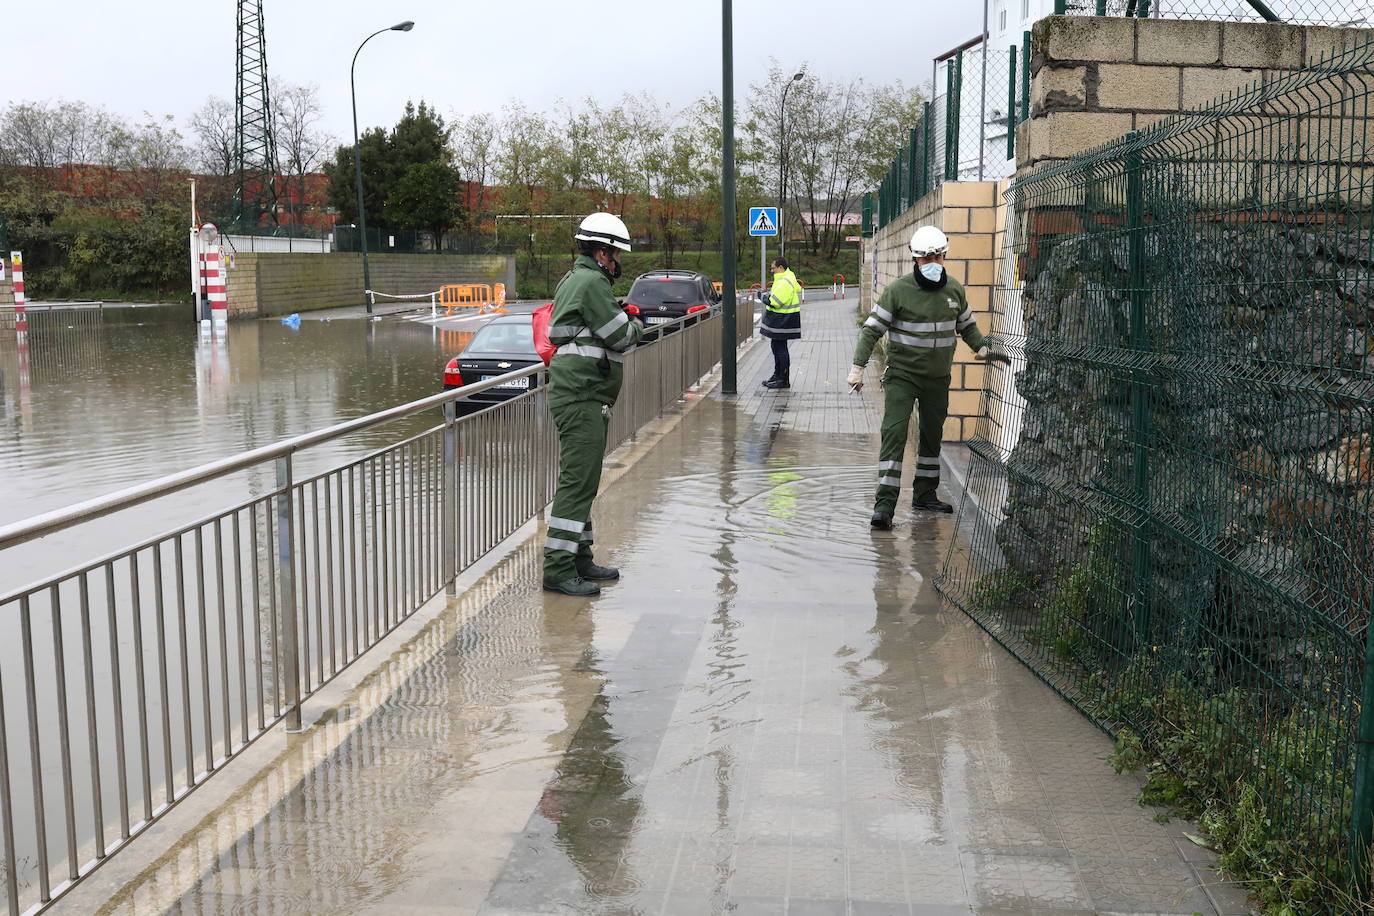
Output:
(548, 255), (643, 409)
(853, 272), (985, 380)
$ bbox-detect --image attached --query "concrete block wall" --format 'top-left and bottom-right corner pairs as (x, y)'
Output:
(227, 252), (517, 318)
(862, 180), (1005, 442)
(1019, 16), (1374, 169)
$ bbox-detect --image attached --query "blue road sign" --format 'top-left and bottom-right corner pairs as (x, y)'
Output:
(748, 207), (779, 237)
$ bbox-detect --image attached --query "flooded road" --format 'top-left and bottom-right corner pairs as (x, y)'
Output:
(0, 309), (485, 593)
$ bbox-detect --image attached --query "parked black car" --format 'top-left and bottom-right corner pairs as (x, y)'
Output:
(622, 269), (719, 329)
(442, 313), (542, 415)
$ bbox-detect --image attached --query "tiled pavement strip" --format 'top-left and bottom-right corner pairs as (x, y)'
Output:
(72, 295), (1254, 915)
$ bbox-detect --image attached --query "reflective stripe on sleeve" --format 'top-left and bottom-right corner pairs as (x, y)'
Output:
(595, 311), (629, 338)
(549, 324), (584, 338)
(555, 342), (625, 362)
(955, 308), (975, 331)
(870, 305), (893, 324)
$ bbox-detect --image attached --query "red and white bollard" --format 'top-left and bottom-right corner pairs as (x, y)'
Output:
(201, 246), (227, 326)
(10, 251), (27, 334)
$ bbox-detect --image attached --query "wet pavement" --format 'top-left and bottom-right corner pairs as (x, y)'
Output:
(75, 296), (1252, 915)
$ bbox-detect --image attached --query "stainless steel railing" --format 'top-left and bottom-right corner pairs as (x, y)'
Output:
(0, 304), (728, 914)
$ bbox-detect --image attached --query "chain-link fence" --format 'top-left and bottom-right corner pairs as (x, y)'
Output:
(1059, 0), (1374, 24)
(937, 33), (1374, 911)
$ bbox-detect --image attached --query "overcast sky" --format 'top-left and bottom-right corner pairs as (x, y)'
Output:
(1, 0), (982, 147)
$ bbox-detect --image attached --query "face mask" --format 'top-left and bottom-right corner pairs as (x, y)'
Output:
(919, 262), (944, 282)
(608, 256), (622, 281)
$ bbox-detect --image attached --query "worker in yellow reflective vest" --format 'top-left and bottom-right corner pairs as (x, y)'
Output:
(759, 257), (802, 389)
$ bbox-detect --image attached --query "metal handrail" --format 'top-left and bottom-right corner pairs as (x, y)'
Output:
(0, 307), (709, 553)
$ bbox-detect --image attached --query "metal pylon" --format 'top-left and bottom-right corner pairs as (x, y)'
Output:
(232, 0), (279, 230)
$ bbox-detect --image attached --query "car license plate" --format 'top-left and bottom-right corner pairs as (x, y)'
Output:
(646, 316), (673, 324)
(481, 375), (529, 389)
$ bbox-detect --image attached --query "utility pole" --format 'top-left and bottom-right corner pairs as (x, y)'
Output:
(721, 0), (737, 394)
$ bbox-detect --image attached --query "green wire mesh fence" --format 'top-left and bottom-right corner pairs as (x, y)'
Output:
(937, 34), (1374, 910)
(1057, 0), (1373, 25)
(876, 40), (1026, 231)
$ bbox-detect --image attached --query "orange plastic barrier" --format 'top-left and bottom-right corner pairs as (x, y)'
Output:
(441, 284), (506, 315)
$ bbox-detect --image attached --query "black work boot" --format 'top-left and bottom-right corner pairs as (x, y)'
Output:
(912, 496), (954, 513)
(763, 372), (791, 389)
(577, 562), (620, 581)
(870, 510), (894, 530)
(543, 576), (601, 597)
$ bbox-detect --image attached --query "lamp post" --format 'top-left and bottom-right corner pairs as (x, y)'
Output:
(777, 69), (803, 258)
(351, 20), (414, 314)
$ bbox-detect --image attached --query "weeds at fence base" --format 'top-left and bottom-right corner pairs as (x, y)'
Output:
(963, 575), (1360, 915)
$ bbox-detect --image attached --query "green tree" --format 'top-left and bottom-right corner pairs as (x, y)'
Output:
(385, 160), (462, 244)
(322, 99), (463, 242)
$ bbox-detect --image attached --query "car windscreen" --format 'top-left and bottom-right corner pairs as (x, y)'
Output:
(466, 321), (535, 354)
(630, 279), (700, 305)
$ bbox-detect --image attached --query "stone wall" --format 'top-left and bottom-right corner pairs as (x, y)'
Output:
(862, 181), (1008, 441)
(226, 252), (516, 318)
(1019, 16), (1374, 169)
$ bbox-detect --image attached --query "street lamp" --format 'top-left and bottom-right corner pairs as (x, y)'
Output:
(351, 20), (414, 314)
(778, 69), (803, 258)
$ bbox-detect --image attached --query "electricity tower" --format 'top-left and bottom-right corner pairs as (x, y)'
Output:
(232, 0), (280, 230)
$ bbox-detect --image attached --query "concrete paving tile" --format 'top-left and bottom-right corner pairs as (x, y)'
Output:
(727, 896), (789, 915)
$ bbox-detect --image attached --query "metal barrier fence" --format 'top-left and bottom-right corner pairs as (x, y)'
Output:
(936, 36), (1374, 911)
(0, 305), (728, 914)
(1056, 0), (1374, 25)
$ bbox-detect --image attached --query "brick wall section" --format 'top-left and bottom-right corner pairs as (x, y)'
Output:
(861, 180), (1006, 442)
(227, 253), (517, 318)
(1018, 16), (1374, 169)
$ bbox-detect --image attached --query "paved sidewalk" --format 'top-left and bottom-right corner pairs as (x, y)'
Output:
(84, 296), (1252, 915)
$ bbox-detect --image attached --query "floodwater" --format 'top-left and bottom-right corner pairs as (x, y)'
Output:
(0, 308), (480, 594)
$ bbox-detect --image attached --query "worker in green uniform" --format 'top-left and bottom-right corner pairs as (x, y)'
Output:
(543, 212), (644, 596)
(759, 257), (802, 389)
(848, 225), (989, 530)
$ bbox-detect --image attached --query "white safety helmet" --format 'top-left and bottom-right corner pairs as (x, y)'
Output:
(909, 225), (949, 258)
(575, 212), (633, 252)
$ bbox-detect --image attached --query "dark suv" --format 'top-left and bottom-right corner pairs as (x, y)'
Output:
(623, 269), (720, 329)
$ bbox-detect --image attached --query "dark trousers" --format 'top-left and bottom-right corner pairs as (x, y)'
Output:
(770, 338), (791, 378)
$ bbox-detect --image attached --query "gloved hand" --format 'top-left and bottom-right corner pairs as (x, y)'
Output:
(846, 365), (865, 392)
(975, 346), (990, 361)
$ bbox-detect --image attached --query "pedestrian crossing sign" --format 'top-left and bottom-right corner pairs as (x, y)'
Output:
(748, 207), (779, 236)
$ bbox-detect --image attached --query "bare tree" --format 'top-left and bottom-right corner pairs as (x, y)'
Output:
(108, 113), (190, 213)
(272, 83), (333, 228)
(450, 110), (501, 223)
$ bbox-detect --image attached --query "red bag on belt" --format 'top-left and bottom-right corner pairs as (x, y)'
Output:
(531, 302), (556, 366)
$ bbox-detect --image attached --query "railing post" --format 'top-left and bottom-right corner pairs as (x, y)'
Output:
(1352, 616), (1374, 893)
(921, 101), (931, 198)
(1054, 0), (1067, 13)
(861, 192), (872, 238)
(1021, 31), (1031, 126)
(275, 455), (302, 732)
(951, 49), (964, 180)
(1125, 130), (1151, 651)
(442, 401), (458, 598)
(1008, 45), (1018, 160)
(1097, 0), (1107, 13)
(907, 127), (918, 208)
(944, 61), (956, 181)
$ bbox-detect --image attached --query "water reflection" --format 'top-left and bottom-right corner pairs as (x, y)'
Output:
(1, 313), (463, 594)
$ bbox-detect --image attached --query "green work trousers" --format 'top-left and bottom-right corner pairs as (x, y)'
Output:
(543, 398), (609, 584)
(875, 373), (949, 514)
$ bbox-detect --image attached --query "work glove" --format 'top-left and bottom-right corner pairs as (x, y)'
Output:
(846, 364), (865, 392)
(975, 346), (990, 360)
(759, 291), (772, 306)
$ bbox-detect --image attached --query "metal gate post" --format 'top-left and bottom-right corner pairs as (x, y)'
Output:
(1125, 130), (1152, 649)
(1008, 45), (1018, 160)
(275, 455), (302, 731)
(1352, 616), (1374, 892)
(442, 401), (458, 598)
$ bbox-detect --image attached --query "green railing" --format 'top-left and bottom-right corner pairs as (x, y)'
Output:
(1054, 0), (1368, 24)
(938, 34), (1374, 912)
